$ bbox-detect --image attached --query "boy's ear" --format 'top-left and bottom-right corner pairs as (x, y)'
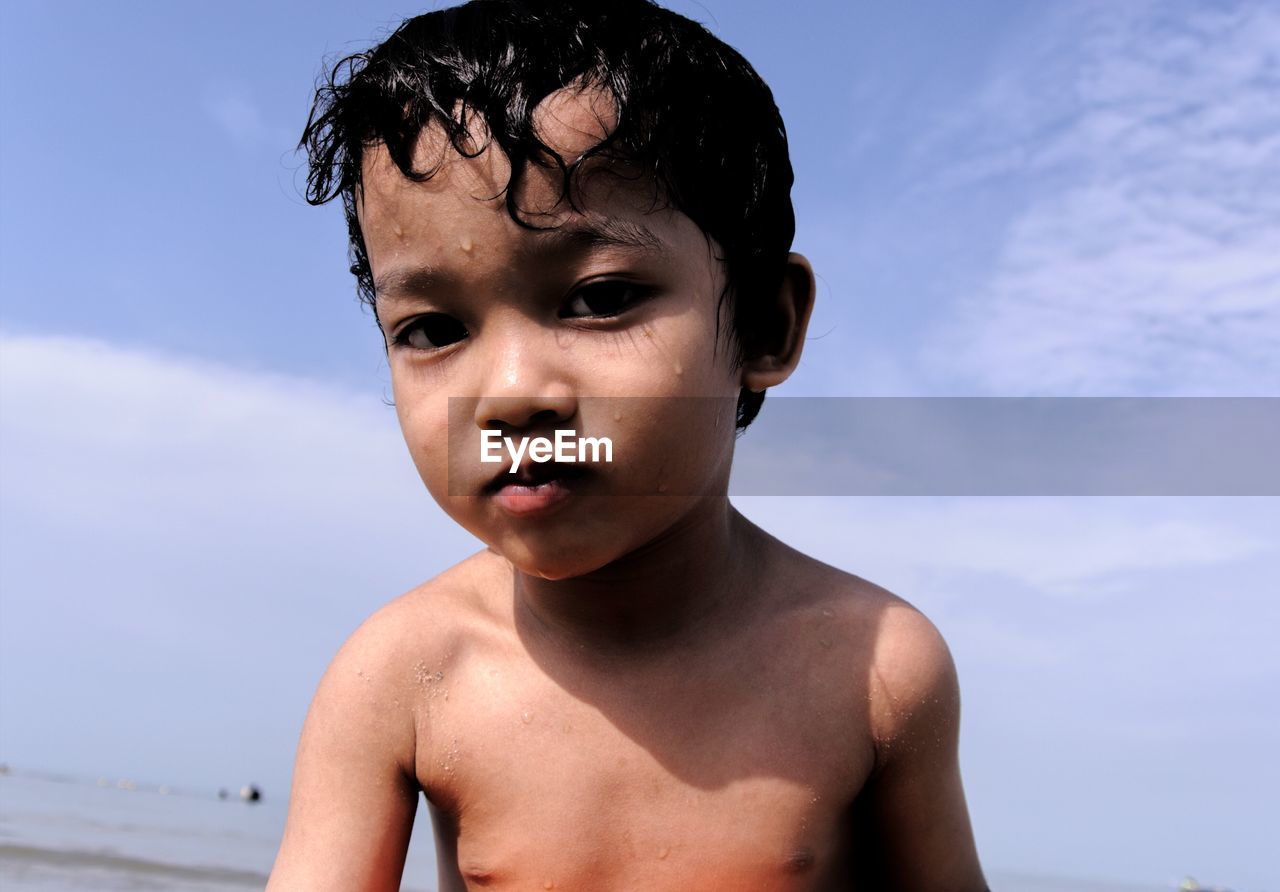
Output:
(740, 252), (817, 392)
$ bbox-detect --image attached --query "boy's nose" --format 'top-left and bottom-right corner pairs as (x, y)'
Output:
(472, 334), (577, 431)
(474, 392), (576, 431)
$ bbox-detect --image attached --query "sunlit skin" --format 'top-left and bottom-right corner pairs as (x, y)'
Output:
(269, 86), (987, 891)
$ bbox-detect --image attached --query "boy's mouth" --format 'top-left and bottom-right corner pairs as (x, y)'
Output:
(483, 461), (587, 517)
(484, 460), (586, 490)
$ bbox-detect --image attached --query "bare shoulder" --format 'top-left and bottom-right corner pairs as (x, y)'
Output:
(752, 522), (958, 748)
(333, 548), (508, 698)
(750, 521), (911, 633)
(294, 550), (499, 762)
(862, 594), (958, 749)
(808, 557), (956, 745)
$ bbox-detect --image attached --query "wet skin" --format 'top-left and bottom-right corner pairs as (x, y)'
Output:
(268, 85), (987, 891)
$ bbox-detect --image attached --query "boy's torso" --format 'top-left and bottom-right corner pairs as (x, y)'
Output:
(399, 539), (896, 891)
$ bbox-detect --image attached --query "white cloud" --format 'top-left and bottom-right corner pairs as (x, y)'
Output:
(0, 330), (475, 801)
(1, 332), (404, 535)
(922, 0), (1280, 395)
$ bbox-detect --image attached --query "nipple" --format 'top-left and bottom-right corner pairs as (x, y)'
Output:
(785, 849), (816, 873)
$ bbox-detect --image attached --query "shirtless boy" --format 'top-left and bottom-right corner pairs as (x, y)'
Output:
(270, 1), (987, 889)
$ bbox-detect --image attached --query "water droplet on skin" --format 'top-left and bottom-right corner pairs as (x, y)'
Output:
(821, 607), (834, 619)
(657, 482), (668, 493)
(613, 409), (623, 422)
(673, 362), (683, 376)
(393, 224), (403, 238)
(521, 711), (534, 724)
(820, 638), (832, 649)
(544, 882), (555, 890)
(460, 236), (473, 253)
(658, 846), (669, 860)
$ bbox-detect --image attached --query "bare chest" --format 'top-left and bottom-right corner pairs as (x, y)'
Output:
(414, 651), (873, 890)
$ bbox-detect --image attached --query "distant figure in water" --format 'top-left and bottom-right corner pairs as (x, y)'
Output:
(1181, 878), (1231, 892)
(240, 784), (262, 803)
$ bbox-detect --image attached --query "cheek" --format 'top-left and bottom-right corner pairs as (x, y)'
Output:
(583, 312), (739, 400)
(392, 379), (500, 543)
(392, 382), (450, 490)
(602, 396), (736, 495)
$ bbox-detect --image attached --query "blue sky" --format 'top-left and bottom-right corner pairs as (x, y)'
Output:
(1, 1), (1277, 889)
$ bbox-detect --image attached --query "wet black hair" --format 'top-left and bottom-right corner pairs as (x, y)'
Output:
(299, 0), (795, 428)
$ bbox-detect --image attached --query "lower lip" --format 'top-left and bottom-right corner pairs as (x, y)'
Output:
(492, 478), (575, 517)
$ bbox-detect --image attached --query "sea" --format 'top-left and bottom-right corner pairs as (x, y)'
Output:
(0, 772), (437, 891)
(0, 771), (1193, 892)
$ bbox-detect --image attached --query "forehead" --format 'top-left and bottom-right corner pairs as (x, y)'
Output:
(355, 84), (708, 270)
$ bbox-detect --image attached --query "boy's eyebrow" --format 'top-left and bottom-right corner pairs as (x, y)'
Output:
(374, 265), (447, 305)
(538, 218), (666, 253)
(373, 218), (666, 304)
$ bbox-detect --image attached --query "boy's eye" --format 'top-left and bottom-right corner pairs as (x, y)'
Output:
(561, 281), (651, 319)
(394, 314), (469, 350)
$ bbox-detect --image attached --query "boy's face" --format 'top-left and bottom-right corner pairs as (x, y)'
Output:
(358, 86), (744, 580)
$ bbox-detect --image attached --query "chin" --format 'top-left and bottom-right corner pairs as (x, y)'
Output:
(496, 535), (618, 581)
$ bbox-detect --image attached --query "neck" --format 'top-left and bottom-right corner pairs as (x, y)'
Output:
(511, 500), (761, 656)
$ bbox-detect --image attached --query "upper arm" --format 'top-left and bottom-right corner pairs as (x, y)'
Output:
(860, 605), (987, 891)
(268, 603), (423, 891)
